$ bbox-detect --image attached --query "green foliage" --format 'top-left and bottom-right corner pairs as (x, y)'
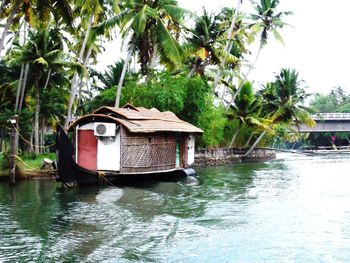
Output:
(335, 103), (350, 113)
(90, 70), (209, 121)
(197, 102), (227, 147)
(309, 93), (337, 112)
(121, 73), (187, 114)
(310, 87), (350, 113)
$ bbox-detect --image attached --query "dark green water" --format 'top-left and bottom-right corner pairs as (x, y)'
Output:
(1, 153), (350, 262)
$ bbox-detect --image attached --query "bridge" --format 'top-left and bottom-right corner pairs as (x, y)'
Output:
(297, 113), (350, 132)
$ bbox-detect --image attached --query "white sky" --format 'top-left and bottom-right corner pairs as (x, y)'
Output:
(97, 0), (350, 95)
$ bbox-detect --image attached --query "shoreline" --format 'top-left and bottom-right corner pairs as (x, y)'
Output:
(194, 147), (276, 167)
(0, 148), (276, 181)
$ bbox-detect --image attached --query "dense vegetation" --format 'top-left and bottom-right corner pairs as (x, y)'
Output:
(0, 0), (315, 156)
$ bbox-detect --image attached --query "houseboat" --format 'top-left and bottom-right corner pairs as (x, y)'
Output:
(56, 104), (203, 187)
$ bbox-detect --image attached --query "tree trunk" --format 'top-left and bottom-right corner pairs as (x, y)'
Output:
(244, 133), (254, 147)
(115, 48), (133, 108)
(229, 130), (239, 148)
(243, 131), (266, 157)
(225, 42), (263, 112)
(43, 68), (51, 90)
(0, 129), (3, 152)
(150, 43), (158, 69)
(65, 16), (94, 129)
(9, 116), (19, 185)
(19, 63), (29, 112)
(219, 75), (233, 103)
(0, 0), (18, 56)
(34, 87), (40, 154)
(79, 15), (93, 64)
(15, 63), (25, 112)
(29, 129), (34, 154)
(65, 73), (78, 129)
(75, 78), (84, 115)
(0, 1), (5, 15)
(212, 0), (242, 92)
(41, 119), (45, 153)
(187, 63), (198, 78)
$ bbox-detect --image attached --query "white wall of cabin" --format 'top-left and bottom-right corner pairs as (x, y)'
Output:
(97, 131), (120, 171)
(187, 135), (195, 165)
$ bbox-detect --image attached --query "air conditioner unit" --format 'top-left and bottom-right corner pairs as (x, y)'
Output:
(94, 122), (116, 137)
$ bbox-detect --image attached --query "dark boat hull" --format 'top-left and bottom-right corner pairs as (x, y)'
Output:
(56, 126), (195, 187)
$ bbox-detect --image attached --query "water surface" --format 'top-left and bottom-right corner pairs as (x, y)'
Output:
(1, 153), (350, 262)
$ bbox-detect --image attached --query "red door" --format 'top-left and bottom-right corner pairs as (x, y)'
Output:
(77, 130), (97, 170)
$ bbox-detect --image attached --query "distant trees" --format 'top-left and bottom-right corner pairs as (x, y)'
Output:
(310, 87), (350, 113)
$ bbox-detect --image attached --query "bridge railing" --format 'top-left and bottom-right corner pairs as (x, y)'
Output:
(312, 113), (350, 120)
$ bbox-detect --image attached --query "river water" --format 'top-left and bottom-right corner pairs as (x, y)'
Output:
(1, 153), (350, 262)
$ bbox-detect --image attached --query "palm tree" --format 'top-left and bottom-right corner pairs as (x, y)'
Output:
(64, 0), (121, 128)
(0, 0), (74, 55)
(109, 0), (187, 107)
(227, 81), (269, 147)
(184, 8), (239, 78)
(212, 0), (243, 90)
(96, 60), (125, 88)
(243, 68), (315, 157)
(226, 0), (291, 111)
(8, 25), (82, 154)
(77, 60), (126, 113)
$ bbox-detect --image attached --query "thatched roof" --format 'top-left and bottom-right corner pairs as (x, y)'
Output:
(69, 104), (203, 134)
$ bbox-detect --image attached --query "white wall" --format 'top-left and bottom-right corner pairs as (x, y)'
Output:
(97, 131), (121, 171)
(187, 135), (195, 165)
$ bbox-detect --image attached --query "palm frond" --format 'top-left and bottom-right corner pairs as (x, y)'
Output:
(34, 57), (49, 67)
(155, 19), (183, 69)
(132, 5), (157, 36)
(35, 0), (51, 26)
(54, 0), (74, 27)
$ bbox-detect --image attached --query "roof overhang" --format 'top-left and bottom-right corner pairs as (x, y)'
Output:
(68, 113), (203, 134)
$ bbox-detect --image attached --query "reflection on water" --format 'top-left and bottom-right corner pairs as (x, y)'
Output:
(1, 154), (350, 262)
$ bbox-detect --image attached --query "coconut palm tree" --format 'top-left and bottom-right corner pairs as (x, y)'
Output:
(243, 68), (315, 157)
(107, 0), (187, 107)
(227, 81), (270, 147)
(7, 25), (83, 154)
(212, 0), (243, 90)
(64, 0), (121, 128)
(184, 9), (222, 78)
(226, 0), (291, 111)
(0, 0), (74, 55)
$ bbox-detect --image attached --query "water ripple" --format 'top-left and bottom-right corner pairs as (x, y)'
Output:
(1, 155), (350, 261)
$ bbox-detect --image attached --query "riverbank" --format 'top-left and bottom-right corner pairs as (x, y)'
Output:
(194, 147), (276, 166)
(0, 153), (56, 179)
(0, 148), (276, 181)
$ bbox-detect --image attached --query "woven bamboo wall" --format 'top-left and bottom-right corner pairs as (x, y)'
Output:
(120, 127), (182, 173)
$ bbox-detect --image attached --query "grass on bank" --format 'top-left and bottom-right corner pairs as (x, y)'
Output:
(0, 152), (56, 177)
(19, 153), (56, 170)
